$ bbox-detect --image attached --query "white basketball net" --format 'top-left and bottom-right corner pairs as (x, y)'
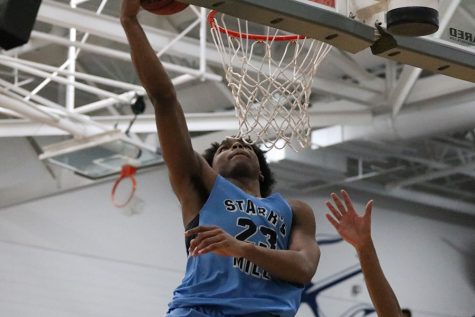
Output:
(209, 12), (331, 150)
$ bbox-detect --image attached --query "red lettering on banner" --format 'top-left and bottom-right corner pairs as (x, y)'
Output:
(309, 0), (336, 8)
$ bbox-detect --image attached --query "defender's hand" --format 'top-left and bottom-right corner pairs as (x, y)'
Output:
(121, 0), (141, 20)
(185, 226), (247, 257)
(325, 190), (373, 251)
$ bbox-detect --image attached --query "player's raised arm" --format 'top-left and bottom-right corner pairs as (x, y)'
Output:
(325, 190), (404, 317)
(120, 0), (213, 207)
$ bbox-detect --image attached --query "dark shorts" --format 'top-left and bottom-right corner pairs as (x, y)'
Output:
(166, 307), (279, 317)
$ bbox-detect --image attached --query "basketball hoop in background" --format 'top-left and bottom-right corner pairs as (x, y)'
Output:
(208, 10), (331, 150)
(111, 164), (137, 208)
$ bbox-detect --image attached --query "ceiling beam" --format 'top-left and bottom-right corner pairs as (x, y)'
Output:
(272, 158), (475, 216)
(339, 141), (475, 178)
(0, 59), (129, 102)
(0, 55), (145, 93)
(406, 75), (475, 104)
(0, 105), (372, 137)
(311, 99), (475, 147)
(386, 161), (475, 189)
(355, 180), (475, 216)
(29, 31), (222, 82)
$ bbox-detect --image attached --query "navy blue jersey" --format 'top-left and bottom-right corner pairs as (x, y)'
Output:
(168, 175), (303, 316)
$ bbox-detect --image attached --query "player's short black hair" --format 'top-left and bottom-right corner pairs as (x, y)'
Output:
(402, 309), (412, 317)
(202, 140), (275, 197)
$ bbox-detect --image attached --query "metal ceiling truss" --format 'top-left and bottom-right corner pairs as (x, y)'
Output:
(0, 0), (214, 138)
(273, 145), (475, 215)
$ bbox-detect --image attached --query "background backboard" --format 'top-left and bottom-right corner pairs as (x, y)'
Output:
(39, 130), (163, 179)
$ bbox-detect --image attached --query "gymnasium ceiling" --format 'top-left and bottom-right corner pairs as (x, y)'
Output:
(0, 0), (474, 218)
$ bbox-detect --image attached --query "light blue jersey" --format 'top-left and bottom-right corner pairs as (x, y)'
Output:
(168, 175), (303, 317)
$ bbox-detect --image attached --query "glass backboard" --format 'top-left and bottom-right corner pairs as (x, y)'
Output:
(39, 130), (163, 179)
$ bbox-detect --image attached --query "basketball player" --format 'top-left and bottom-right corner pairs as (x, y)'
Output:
(326, 190), (406, 317)
(120, 1), (320, 316)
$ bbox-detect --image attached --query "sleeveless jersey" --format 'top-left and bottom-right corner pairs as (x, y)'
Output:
(168, 175), (303, 316)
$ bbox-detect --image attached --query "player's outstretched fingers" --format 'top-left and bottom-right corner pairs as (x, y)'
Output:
(325, 213), (339, 229)
(326, 201), (342, 220)
(363, 200), (374, 220)
(331, 193), (347, 214)
(341, 190), (356, 214)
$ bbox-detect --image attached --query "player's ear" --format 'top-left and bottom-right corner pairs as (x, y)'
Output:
(259, 172), (264, 182)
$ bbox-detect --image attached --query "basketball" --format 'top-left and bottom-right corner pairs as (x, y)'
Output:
(140, 0), (189, 15)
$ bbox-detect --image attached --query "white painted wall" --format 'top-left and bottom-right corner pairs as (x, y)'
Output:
(0, 167), (474, 317)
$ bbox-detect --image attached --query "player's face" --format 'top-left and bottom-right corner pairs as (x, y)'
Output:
(212, 138), (261, 179)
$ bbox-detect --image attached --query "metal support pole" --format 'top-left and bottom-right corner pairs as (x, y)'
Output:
(66, 1), (77, 111)
(199, 7), (207, 81)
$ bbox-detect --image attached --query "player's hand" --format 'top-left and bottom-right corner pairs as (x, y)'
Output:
(185, 226), (247, 257)
(325, 190), (373, 251)
(121, 0), (141, 21)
